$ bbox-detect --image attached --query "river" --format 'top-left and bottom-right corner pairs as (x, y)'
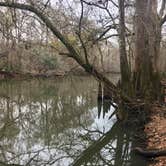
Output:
(0, 74), (147, 166)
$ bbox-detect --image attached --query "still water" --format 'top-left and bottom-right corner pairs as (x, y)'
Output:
(0, 75), (146, 166)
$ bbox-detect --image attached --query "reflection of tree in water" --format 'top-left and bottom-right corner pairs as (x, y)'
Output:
(0, 75), (146, 166)
(71, 83), (147, 166)
(97, 82), (117, 119)
(73, 122), (146, 166)
(0, 77), (99, 165)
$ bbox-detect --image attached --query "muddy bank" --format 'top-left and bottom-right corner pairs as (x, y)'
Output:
(125, 103), (166, 166)
(144, 104), (166, 166)
(139, 80), (166, 166)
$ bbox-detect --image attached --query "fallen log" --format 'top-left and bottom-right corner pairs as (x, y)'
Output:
(133, 147), (166, 158)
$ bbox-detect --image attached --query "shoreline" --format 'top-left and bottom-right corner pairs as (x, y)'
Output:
(0, 70), (121, 80)
(134, 79), (166, 166)
(145, 80), (166, 166)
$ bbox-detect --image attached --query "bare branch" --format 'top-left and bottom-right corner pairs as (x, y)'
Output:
(109, 0), (119, 8)
(82, 0), (118, 30)
(82, 0), (107, 10)
(44, 0), (50, 8)
(94, 24), (117, 42)
(99, 33), (119, 41)
(41, 0), (51, 12)
(97, 32), (135, 42)
(79, 0), (84, 33)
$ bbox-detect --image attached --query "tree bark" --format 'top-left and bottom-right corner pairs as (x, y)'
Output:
(134, 0), (161, 99)
(118, 0), (131, 89)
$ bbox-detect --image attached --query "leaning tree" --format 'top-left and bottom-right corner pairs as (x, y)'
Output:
(0, 0), (165, 108)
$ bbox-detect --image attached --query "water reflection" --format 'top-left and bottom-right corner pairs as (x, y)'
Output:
(0, 75), (146, 166)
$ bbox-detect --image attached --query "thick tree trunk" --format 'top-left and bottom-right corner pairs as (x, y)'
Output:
(118, 0), (131, 90)
(134, 0), (161, 99)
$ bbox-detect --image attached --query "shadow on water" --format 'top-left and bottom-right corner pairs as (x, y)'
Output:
(0, 75), (147, 166)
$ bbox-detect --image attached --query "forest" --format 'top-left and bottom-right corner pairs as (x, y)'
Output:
(0, 0), (165, 166)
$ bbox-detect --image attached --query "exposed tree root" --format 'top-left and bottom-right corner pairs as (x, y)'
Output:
(133, 147), (166, 158)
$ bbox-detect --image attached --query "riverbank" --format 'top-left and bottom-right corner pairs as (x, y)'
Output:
(0, 70), (121, 80)
(0, 71), (65, 79)
(144, 104), (166, 166)
(145, 80), (166, 166)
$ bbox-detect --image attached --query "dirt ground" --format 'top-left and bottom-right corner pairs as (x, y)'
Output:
(144, 81), (166, 166)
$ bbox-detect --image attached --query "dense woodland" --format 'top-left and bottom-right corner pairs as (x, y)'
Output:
(0, 0), (165, 166)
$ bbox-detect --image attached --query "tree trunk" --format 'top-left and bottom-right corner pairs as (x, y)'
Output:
(134, 0), (161, 99)
(118, 0), (131, 90)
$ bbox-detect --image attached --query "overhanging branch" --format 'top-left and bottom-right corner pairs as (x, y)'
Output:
(0, 1), (131, 104)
